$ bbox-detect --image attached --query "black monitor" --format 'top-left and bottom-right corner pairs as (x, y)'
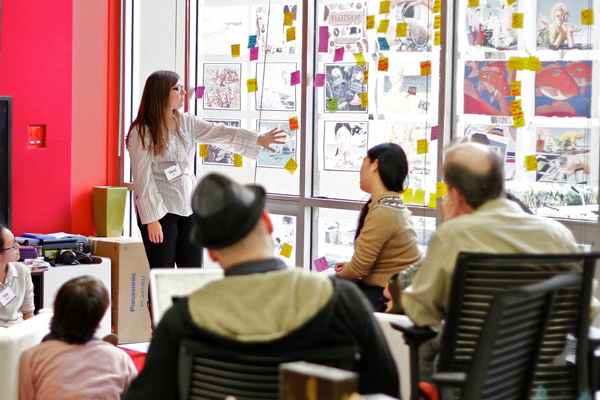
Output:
(0, 96), (11, 227)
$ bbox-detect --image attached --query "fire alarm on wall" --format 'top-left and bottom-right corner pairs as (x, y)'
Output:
(28, 125), (46, 148)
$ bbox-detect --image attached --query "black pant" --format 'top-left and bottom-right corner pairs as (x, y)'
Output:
(137, 213), (203, 269)
(354, 279), (386, 312)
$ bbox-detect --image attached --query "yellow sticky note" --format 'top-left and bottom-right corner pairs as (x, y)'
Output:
(524, 155), (538, 172)
(284, 158), (298, 175)
(414, 189), (426, 205)
(420, 61), (431, 76)
(469, 0), (479, 7)
(507, 57), (520, 70)
(512, 111), (525, 128)
(364, 70), (369, 84)
(247, 78), (258, 92)
(527, 56), (542, 71)
(402, 188), (414, 204)
(289, 116), (299, 131)
(284, 12), (294, 26)
(396, 22), (407, 37)
(512, 13), (523, 29)
(377, 19), (390, 33)
(510, 99), (522, 113)
(434, 30), (441, 46)
(353, 53), (366, 66)
(427, 193), (437, 209)
(436, 182), (447, 198)
(366, 15), (375, 30)
(361, 92), (368, 108)
(234, 154), (243, 167)
(199, 144), (208, 158)
(582, 9), (594, 25)
(433, 0), (441, 13)
(434, 15), (441, 30)
(286, 27), (296, 42)
(416, 139), (428, 154)
(507, 0), (517, 4)
(378, 57), (389, 71)
(510, 80), (521, 96)
(328, 98), (338, 112)
(231, 44), (240, 58)
(380, 1), (390, 14)
(280, 243), (293, 258)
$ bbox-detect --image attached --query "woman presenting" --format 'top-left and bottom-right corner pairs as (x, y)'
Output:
(335, 143), (422, 311)
(0, 224), (34, 327)
(126, 70), (284, 269)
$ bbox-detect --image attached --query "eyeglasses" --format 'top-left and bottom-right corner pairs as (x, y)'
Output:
(171, 85), (185, 93)
(0, 241), (17, 252)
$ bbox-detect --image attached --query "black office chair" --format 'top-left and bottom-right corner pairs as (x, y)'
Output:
(178, 338), (360, 400)
(392, 252), (599, 400)
(433, 274), (581, 400)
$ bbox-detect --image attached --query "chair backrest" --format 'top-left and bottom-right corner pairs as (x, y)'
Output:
(178, 338), (361, 400)
(439, 252), (598, 400)
(461, 274), (580, 400)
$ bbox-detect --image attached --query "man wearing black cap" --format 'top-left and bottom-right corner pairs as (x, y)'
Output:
(124, 173), (399, 400)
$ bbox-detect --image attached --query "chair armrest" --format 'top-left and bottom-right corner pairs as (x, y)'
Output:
(390, 320), (438, 348)
(432, 372), (467, 387)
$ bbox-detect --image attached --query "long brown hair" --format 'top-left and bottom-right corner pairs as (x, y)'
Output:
(126, 70), (182, 156)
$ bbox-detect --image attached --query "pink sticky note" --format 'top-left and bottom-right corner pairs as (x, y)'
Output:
(333, 47), (344, 62)
(195, 87), (205, 99)
(430, 125), (438, 141)
(319, 26), (329, 53)
(314, 73), (325, 87)
(250, 47), (259, 61)
(313, 256), (329, 272)
(291, 70), (300, 86)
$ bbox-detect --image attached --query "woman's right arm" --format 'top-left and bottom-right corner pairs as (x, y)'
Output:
(127, 129), (168, 226)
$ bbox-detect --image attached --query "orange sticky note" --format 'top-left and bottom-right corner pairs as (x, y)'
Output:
(433, 0), (441, 13)
(527, 56), (542, 71)
(416, 139), (428, 154)
(286, 27), (296, 42)
(247, 78), (258, 92)
(512, 13), (523, 29)
(366, 15), (375, 30)
(199, 144), (208, 158)
(378, 57), (389, 71)
(434, 15), (441, 30)
(402, 188), (414, 204)
(363, 70), (369, 84)
(512, 111), (525, 128)
(427, 193), (437, 209)
(436, 182), (447, 198)
(414, 189), (426, 205)
(231, 44), (240, 58)
(469, 0), (479, 7)
(289, 116), (299, 131)
(396, 22), (407, 37)
(582, 9), (594, 25)
(284, 158), (298, 175)
(434, 31), (441, 46)
(361, 92), (368, 108)
(510, 80), (521, 96)
(234, 154), (243, 167)
(524, 155), (537, 171)
(280, 243), (293, 258)
(377, 19), (390, 33)
(284, 12), (294, 26)
(380, 1), (390, 14)
(420, 61), (431, 76)
(353, 53), (366, 66)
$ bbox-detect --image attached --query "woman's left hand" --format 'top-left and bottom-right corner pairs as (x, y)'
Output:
(257, 127), (287, 153)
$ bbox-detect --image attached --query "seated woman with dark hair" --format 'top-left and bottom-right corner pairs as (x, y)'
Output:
(19, 276), (137, 400)
(335, 143), (422, 311)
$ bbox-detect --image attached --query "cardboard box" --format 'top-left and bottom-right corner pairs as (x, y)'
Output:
(280, 361), (358, 400)
(89, 237), (151, 344)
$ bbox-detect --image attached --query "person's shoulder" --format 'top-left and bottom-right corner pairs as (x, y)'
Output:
(9, 261), (29, 275)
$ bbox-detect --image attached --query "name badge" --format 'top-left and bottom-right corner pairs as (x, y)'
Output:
(164, 164), (183, 183)
(0, 286), (16, 308)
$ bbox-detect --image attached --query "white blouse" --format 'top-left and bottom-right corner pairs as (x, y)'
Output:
(127, 111), (261, 225)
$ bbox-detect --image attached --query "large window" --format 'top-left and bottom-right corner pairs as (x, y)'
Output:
(120, 0), (600, 270)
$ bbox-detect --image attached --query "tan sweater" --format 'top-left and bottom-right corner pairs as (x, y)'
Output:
(337, 191), (422, 287)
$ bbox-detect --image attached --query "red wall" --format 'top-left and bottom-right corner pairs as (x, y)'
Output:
(0, 0), (119, 236)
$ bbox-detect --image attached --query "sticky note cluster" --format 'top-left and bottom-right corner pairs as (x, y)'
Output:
(508, 56), (541, 71)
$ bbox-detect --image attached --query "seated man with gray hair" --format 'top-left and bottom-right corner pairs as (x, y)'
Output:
(124, 173), (399, 400)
